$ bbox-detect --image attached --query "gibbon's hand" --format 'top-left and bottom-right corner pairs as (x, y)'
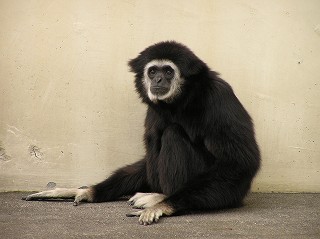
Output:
(128, 192), (166, 209)
(23, 188), (94, 206)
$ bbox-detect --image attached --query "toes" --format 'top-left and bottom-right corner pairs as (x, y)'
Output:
(154, 210), (162, 222)
(23, 195), (31, 201)
(128, 192), (145, 204)
(23, 192), (44, 201)
(72, 188), (93, 206)
(138, 208), (163, 225)
(128, 193), (153, 205)
(132, 206), (143, 209)
(73, 194), (82, 206)
(128, 193), (166, 209)
(126, 210), (143, 217)
(25, 195), (35, 201)
(133, 197), (148, 208)
(139, 211), (154, 225)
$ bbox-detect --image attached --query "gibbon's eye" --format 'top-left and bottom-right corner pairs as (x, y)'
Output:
(148, 67), (157, 77)
(163, 66), (174, 76)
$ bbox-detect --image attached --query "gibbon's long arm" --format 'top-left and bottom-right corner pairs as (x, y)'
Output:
(91, 160), (149, 202)
(24, 160), (149, 205)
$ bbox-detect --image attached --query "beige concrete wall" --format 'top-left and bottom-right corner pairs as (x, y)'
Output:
(0, 0), (319, 192)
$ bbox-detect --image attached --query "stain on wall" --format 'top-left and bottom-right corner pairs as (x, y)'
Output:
(28, 145), (43, 160)
(0, 146), (11, 162)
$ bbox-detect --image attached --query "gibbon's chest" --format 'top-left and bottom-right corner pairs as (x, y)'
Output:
(183, 118), (205, 139)
(145, 105), (207, 146)
(163, 110), (205, 144)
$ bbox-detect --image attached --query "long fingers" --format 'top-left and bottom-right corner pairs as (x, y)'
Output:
(73, 188), (94, 206)
(128, 192), (166, 208)
(23, 188), (77, 201)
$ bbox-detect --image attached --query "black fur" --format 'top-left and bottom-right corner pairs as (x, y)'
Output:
(92, 41), (260, 213)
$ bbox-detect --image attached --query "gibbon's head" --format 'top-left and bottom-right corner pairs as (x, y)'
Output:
(128, 41), (208, 104)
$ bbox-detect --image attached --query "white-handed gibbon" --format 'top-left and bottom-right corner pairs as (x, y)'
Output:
(24, 41), (260, 225)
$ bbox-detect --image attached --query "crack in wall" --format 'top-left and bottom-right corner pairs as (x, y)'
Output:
(28, 145), (43, 160)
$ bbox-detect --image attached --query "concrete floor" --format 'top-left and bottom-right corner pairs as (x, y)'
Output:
(0, 192), (319, 239)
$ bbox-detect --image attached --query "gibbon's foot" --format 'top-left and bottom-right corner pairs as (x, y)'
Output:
(126, 202), (174, 225)
(128, 192), (166, 209)
(23, 188), (94, 206)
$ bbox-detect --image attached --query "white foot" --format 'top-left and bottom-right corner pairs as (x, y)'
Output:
(126, 202), (174, 225)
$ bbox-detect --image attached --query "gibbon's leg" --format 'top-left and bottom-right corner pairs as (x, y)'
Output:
(24, 159), (149, 205)
(157, 124), (251, 211)
(133, 154), (253, 225)
(127, 124), (210, 225)
(128, 124), (254, 225)
(90, 159), (149, 203)
(129, 171), (251, 225)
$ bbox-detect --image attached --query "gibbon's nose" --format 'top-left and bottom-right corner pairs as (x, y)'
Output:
(154, 72), (165, 84)
(156, 77), (162, 83)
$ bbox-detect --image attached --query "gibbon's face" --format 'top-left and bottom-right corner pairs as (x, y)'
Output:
(143, 59), (184, 103)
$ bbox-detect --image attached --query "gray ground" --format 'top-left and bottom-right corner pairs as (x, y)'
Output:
(0, 192), (319, 239)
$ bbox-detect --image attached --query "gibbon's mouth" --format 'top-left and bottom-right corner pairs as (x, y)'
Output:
(150, 86), (169, 95)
